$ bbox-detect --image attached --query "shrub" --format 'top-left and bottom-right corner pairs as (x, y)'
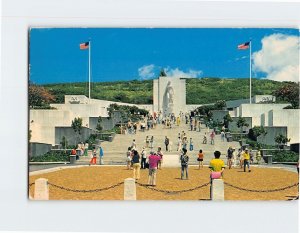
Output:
(30, 150), (70, 162)
(272, 151), (299, 162)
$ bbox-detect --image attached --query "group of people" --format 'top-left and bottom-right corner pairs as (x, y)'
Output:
(88, 146), (104, 165)
(177, 131), (194, 152)
(126, 146), (164, 185)
(226, 146), (254, 172)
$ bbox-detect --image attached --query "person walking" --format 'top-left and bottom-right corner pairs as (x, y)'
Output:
(238, 148), (244, 169)
(145, 136), (149, 148)
(209, 150), (225, 199)
(227, 146), (234, 169)
(157, 147), (164, 169)
(164, 136), (170, 152)
(126, 147), (132, 170)
(99, 146), (104, 165)
(140, 147), (147, 169)
(89, 148), (97, 165)
(198, 121), (201, 132)
(180, 148), (189, 179)
(243, 148), (251, 172)
(148, 152), (161, 186)
(189, 138), (194, 151)
(190, 118), (194, 131)
(210, 131), (215, 145)
(177, 137), (182, 152)
(131, 150), (141, 180)
(197, 149), (204, 169)
(221, 131), (225, 142)
(131, 139), (137, 150)
(150, 136), (154, 150)
(203, 133), (207, 144)
(182, 137), (187, 150)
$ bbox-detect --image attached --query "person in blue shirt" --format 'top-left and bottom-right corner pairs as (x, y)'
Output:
(99, 146), (104, 165)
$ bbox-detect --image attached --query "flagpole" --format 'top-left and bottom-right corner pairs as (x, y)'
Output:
(88, 40), (91, 101)
(249, 39), (252, 104)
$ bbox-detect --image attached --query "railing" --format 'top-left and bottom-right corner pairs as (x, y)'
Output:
(29, 178), (299, 201)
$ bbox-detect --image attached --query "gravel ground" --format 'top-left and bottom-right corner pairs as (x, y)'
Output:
(29, 166), (299, 201)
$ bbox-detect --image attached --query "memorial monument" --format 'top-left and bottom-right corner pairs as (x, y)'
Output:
(153, 76), (187, 116)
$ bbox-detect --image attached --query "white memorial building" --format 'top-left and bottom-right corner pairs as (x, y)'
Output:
(29, 76), (299, 146)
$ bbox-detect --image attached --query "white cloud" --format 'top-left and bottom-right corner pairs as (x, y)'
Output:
(165, 67), (203, 78)
(138, 64), (156, 80)
(138, 65), (203, 80)
(253, 33), (299, 82)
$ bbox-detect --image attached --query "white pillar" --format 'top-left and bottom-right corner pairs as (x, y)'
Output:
(124, 178), (136, 200)
(34, 178), (49, 200)
(211, 179), (224, 201)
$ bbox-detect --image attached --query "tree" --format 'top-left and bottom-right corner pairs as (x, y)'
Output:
(273, 83), (299, 109)
(60, 136), (68, 149)
(236, 117), (249, 133)
(96, 116), (103, 132)
(214, 100), (226, 110)
(223, 113), (233, 128)
(274, 134), (290, 148)
(29, 83), (55, 108)
(71, 117), (83, 144)
(248, 126), (267, 141)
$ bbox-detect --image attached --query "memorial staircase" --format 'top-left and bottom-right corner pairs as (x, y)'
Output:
(77, 122), (240, 166)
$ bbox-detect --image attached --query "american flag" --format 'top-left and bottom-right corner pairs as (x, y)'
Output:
(237, 41), (250, 50)
(80, 42), (89, 50)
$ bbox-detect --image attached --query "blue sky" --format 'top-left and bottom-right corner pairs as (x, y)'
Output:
(29, 28), (299, 84)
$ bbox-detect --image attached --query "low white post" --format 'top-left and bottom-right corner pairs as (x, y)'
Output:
(34, 178), (49, 200)
(212, 179), (224, 201)
(124, 178), (136, 200)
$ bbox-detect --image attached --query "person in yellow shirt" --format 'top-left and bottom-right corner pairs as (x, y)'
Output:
(243, 148), (251, 172)
(209, 151), (225, 200)
(209, 150), (226, 173)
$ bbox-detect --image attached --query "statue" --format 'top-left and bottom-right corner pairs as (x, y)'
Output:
(162, 81), (174, 117)
(166, 81), (174, 106)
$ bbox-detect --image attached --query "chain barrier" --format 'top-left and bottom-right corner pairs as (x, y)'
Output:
(47, 181), (124, 193)
(29, 183), (35, 187)
(136, 182), (210, 194)
(224, 182), (299, 193)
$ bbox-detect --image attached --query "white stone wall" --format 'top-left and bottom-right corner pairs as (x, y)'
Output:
(186, 104), (202, 112)
(239, 104), (289, 126)
(65, 95), (89, 104)
(268, 109), (300, 144)
(253, 95), (276, 103)
(153, 79), (159, 113)
(31, 96), (152, 145)
(30, 110), (74, 145)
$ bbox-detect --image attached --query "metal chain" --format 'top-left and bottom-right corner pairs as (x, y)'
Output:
(29, 183), (35, 187)
(224, 182), (299, 193)
(48, 181), (124, 193)
(136, 182), (210, 194)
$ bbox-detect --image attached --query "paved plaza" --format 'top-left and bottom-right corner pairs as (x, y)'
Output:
(29, 166), (299, 200)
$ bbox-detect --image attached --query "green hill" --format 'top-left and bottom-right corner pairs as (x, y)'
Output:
(43, 78), (287, 105)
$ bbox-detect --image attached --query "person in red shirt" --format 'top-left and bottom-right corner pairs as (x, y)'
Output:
(147, 152), (161, 186)
(89, 148), (97, 165)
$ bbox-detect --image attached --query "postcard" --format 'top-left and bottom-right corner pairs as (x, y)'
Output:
(28, 28), (299, 201)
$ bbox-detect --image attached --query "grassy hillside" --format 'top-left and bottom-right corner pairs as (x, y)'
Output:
(43, 78), (287, 105)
